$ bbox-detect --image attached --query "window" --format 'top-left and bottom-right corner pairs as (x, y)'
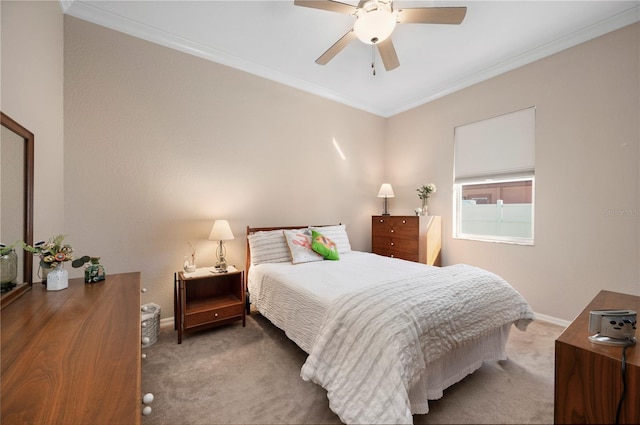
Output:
(453, 107), (535, 245)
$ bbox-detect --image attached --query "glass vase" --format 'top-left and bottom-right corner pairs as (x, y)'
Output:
(420, 198), (428, 216)
(0, 249), (18, 290)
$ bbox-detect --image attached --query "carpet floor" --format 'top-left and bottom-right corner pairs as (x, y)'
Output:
(142, 314), (564, 424)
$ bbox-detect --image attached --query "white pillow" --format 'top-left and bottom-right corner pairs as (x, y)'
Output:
(283, 229), (323, 265)
(310, 224), (351, 254)
(248, 230), (291, 265)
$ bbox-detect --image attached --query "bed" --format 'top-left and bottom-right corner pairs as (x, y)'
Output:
(245, 224), (534, 425)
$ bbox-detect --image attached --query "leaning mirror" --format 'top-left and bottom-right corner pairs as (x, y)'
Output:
(1, 112), (34, 309)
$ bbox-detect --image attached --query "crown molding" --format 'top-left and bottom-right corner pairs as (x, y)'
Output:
(62, 1), (387, 116)
(387, 5), (640, 117)
(63, 2), (639, 118)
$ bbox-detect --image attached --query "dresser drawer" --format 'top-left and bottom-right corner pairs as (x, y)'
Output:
(372, 237), (419, 254)
(372, 216), (419, 239)
(373, 247), (419, 262)
(184, 303), (243, 328)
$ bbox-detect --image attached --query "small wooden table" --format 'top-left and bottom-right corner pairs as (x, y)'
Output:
(555, 290), (639, 424)
(1, 272), (142, 424)
(174, 266), (245, 343)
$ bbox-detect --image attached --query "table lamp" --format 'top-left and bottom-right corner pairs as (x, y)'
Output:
(208, 219), (234, 272)
(377, 183), (395, 215)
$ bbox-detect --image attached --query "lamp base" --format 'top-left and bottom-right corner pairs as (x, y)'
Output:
(381, 213), (390, 216)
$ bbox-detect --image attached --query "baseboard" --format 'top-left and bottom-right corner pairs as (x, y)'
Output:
(534, 312), (570, 328)
(160, 317), (174, 329)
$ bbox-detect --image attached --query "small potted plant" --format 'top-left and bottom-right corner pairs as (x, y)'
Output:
(0, 242), (20, 290)
(23, 235), (74, 291)
(72, 255), (106, 283)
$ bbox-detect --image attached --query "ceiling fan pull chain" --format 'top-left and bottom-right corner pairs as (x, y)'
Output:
(371, 44), (376, 76)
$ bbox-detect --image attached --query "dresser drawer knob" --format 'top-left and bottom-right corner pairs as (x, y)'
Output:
(390, 242), (394, 246)
(379, 219), (384, 223)
(390, 254), (395, 258)
(142, 337), (150, 345)
(390, 229), (394, 233)
(214, 313), (219, 318)
(402, 220), (406, 224)
(142, 406), (152, 416)
(141, 288), (147, 293)
(141, 353), (147, 359)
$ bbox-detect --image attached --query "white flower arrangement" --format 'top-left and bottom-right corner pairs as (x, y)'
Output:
(417, 183), (437, 200)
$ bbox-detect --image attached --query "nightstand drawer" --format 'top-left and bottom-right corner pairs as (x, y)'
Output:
(185, 303), (243, 328)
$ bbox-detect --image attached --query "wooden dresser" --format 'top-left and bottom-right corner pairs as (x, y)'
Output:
(1, 272), (142, 424)
(555, 290), (639, 424)
(372, 215), (441, 265)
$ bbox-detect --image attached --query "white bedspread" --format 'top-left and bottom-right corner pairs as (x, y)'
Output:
(248, 251), (533, 423)
(299, 263), (534, 424)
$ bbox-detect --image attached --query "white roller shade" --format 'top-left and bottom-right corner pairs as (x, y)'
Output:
(454, 107), (535, 182)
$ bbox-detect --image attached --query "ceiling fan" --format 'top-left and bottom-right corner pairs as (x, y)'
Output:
(294, 0), (467, 73)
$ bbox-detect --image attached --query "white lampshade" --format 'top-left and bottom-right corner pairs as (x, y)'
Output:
(354, 3), (397, 44)
(208, 220), (234, 241)
(377, 183), (395, 198)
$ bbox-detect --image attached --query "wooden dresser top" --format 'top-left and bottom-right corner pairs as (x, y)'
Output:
(1, 272), (142, 425)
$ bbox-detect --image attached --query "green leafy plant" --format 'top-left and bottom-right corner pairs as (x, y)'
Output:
(0, 241), (21, 256)
(72, 255), (100, 268)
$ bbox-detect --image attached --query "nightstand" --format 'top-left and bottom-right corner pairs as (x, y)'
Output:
(174, 266), (245, 344)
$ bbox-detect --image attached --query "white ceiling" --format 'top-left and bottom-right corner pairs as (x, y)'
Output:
(61, 0), (640, 117)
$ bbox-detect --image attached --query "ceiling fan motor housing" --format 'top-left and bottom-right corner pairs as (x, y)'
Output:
(354, 0), (397, 44)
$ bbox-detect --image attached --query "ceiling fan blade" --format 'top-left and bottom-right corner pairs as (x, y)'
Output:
(316, 29), (357, 65)
(376, 38), (400, 71)
(294, 0), (357, 15)
(397, 7), (467, 25)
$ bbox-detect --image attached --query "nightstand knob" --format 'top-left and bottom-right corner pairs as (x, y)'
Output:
(141, 288), (147, 293)
(142, 406), (152, 416)
(141, 353), (147, 359)
(142, 393), (154, 404)
(142, 337), (150, 345)
(141, 305), (149, 312)
(142, 322), (148, 328)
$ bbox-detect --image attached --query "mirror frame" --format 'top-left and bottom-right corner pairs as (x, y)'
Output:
(1, 111), (34, 310)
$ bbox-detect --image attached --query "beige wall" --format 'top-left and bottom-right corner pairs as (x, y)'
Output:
(63, 17), (386, 316)
(1, 1), (64, 271)
(387, 23), (640, 323)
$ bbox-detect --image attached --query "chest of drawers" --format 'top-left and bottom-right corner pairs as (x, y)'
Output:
(372, 215), (441, 265)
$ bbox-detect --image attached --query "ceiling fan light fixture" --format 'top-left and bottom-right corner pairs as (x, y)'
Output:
(353, 5), (397, 44)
